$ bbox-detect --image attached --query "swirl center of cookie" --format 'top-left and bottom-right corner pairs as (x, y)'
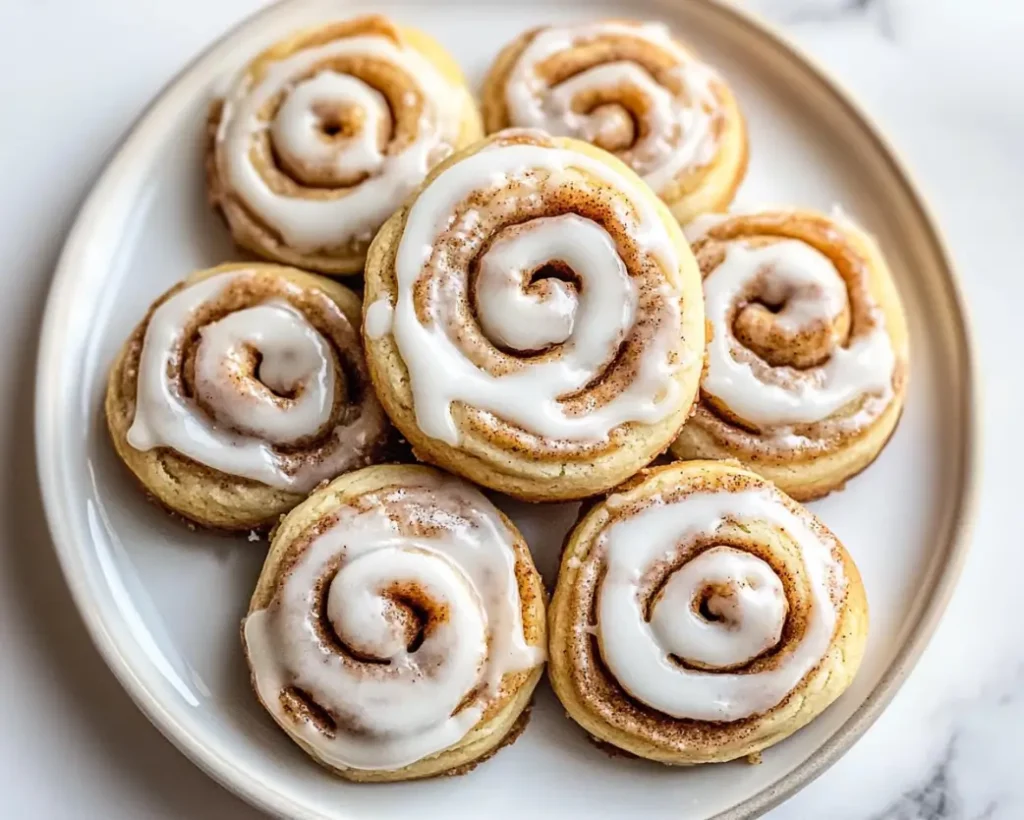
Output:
(474, 214), (633, 353)
(326, 547), (484, 666)
(217, 33), (463, 250)
(649, 546), (787, 670)
(272, 72), (392, 187)
(703, 239), (896, 428)
(243, 479), (543, 769)
(596, 488), (843, 721)
(194, 300), (337, 445)
(503, 23), (722, 192)
(390, 140), (686, 445)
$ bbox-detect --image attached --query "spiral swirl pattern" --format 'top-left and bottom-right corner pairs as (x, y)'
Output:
(209, 16), (474, 273)
(595, 486), (839, 721)
(126, 265), (387, 493)
(363, 131), (705, 499)
(671, 210), (909, 499)
(242, 467), (545, 774)
(482, 21), (746, 217)
(548, 461), (867, 764)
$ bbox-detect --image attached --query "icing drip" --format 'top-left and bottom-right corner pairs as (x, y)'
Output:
(127, 271), (386, 491)
(597, 489), (844, 722)
(217, 33), (463, 251)
(390, 141), (684, 445)
(364, 298), (394, 340)
(702, 240), (896, 427)
(503, 22), (722, 193)
(243, 477), (544, 770)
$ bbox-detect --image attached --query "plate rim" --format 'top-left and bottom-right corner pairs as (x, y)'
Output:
(33, 1), (980, 818)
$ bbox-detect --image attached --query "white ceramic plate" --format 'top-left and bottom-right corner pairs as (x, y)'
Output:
(35, 1), (977, 818)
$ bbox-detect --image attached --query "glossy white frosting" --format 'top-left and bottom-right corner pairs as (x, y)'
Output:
(192, 301), (335, 445)
(648, 546), (787, 670)
(363, 297), (394, 341)
(216, 31), (463, 251)
(127, 271), (385, 491)
(243, 475), (543, 770)
(388, 141), (684, 445)
(597, 488), (844, 722)
(702, 240), (896, 427)
(475, 214), (633, 352)
(502, 22), (721, 193)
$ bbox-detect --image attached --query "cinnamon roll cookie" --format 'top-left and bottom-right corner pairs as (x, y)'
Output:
(105, 263), (389, 531)
(671, 209), (909, 500)
(242, 464), (547, 781)
(207, 15), (483, 275)
(481, 21), (748, 223)
(362, 130), (706, 502)
(548, 460), (868, 764)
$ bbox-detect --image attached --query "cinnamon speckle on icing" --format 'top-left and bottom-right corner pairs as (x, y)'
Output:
(388, 133), (688, 449)
(127, 270), (388, 491)
(243, 475), (543, 770)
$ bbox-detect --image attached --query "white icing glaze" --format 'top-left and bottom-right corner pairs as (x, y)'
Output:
(243, 476), (543, 770)
(217, 32), (463, 251)
(503, 23), (722, 194)
(127, 271), (385, 491)
(475, 215), (631, 352)
(271, 72), (390, 186)
(364, 297), (394, 340)
(391, 141), (684, 445)
(648, 546), (786, 670)
(703, 240), (896, 426)
(193, 301), (335, 445)
(597, 488), (844, 722)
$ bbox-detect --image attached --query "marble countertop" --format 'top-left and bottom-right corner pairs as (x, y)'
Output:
(1, 0), (1020, 817)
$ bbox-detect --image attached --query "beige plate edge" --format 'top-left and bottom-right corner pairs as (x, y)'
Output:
(700, 1), (980, 817)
